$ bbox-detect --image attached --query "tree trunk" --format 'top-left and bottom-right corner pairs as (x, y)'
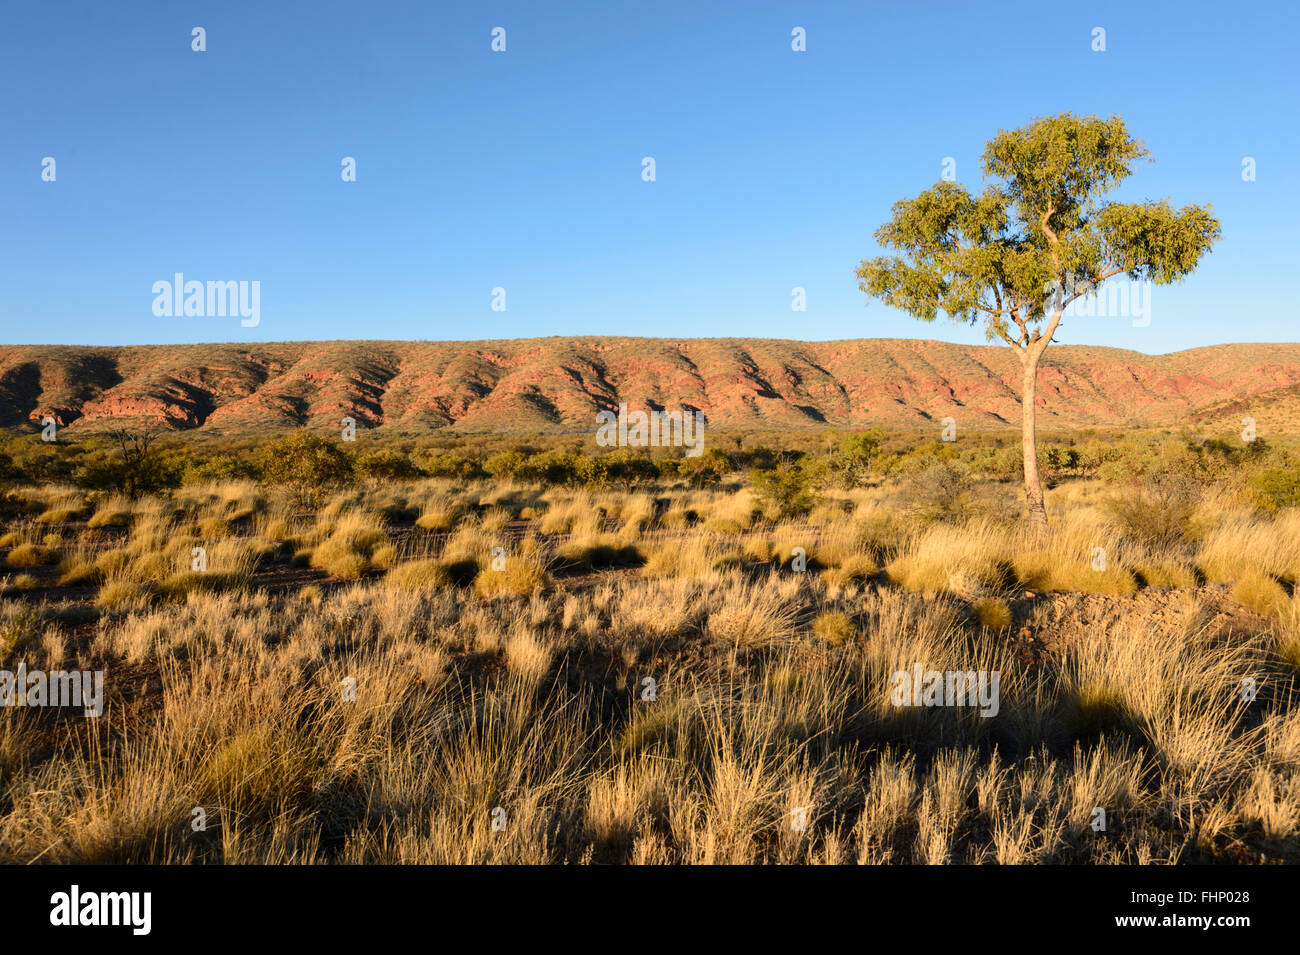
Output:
(1021, 349), (1048, 531)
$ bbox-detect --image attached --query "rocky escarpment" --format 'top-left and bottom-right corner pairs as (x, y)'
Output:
(0, 337), (1297, 435)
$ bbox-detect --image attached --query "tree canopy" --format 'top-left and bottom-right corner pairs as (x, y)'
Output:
(857, 113), (1221, 354)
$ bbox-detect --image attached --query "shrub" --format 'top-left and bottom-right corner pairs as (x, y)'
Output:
(182, 453), (258, 484)
(582, 449), (660, 488)
(74, 429), (189, 495)
(897, 463), (974, 525)
(1248, 468), (1300, 514)
(258, 430), (355, 507)
(484, 451), (527, 479)
(1104, 474), (1201, 549)
(676, 449), (731, 487)
(751, 461), (821, 519)
(412, 450), (485, 481)
(830, 429), (884, 488)
(356, 448), (418, 480)
(518, 450), (585, 486)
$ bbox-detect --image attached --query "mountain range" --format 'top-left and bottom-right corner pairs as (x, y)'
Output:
(2, 337), (1298, 436)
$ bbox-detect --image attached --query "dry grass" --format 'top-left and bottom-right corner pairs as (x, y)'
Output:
(0, 473), (1298, 865)
(309, 509), (388, 579)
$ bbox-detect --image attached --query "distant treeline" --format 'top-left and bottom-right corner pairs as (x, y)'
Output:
(2, 425), (1298, 513)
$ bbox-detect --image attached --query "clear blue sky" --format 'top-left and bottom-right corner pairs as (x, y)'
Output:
(2, 0), (1295, 352)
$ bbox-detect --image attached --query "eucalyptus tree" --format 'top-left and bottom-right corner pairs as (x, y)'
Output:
(857, 113), (1220, 528)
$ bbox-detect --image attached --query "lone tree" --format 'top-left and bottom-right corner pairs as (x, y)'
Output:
(857, 113), (1220, 529)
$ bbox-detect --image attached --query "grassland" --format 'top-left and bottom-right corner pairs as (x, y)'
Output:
(0, 427), (1297, 864)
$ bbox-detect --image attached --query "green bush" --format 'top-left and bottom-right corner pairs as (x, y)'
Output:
(751, 460), (821, 519)
(258, 430), (355, 507)
(411, 450), (485, 481)
(484, 451), (527, 478)
(75, 442), (189, 496)
(356, 448), (418, 480)
(1248, 467), (1300, 514)
(830, 429), (883, 487)
(677, 449), (731, 487)
(519, 450), (584, 485)
(183, 452), (258, 484)
(583, 449), (659, 488)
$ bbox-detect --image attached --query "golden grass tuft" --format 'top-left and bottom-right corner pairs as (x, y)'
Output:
(386, 558), (451, 592)
(811, 611), (856, 645)
(821, 554), (879, 588)
(970, 597), (1012, 632)
(5, 543), (60, 568)
(96, 580), (148, 610)
(1232, 571), (1289, 618)
(88, 496), (134, 528)
(474, 556), (552, 598)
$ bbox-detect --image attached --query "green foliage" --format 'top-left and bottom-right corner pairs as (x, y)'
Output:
(581, 448), (659, 488)
(830, 429), (884, 487)
(483, 451), (527, 478)
(183, 452), (258, 484)
(752, 459), (821, 519)
(411, 450), (485, 481)
(74, 431), (188, 496)
(9, 438), (78, 484)
(355, 448), (418, 480)
(1248, 468), (1300, 514)
(858, 112), (1220, 338)
(258, 430), (355, 506)
(676, 449), (732, 487)
(518, 449), (585, 485)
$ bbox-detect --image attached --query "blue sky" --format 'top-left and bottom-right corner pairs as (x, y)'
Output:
(2, 0), (1295, 352)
